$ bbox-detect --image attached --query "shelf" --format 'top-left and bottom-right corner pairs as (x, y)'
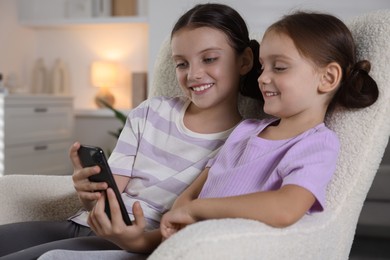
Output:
(19, 16), (148, 29)
(75, 108), (132, 118)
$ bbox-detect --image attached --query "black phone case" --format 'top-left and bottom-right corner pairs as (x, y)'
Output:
(77, 145), (132, 225)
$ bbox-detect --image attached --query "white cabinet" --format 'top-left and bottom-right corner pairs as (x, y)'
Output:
(0, 95), (74, 176)
(17, 0), (148, 28)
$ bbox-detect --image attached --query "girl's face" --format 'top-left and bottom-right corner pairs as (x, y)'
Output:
(171, 27), (243, 110)
(258, 30), (324, 120)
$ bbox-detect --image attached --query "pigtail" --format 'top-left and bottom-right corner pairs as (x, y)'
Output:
(239, 39), (263, 102)
(334, 60), (379, 109)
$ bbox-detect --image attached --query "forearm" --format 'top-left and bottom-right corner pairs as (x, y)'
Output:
(171, 193), (194, 210)
(189, 185), (315, 227)
(189, 193), (277, 223)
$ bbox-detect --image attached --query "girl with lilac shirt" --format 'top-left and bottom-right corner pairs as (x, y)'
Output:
(198, 118), (338, 213)
(161, 11), (379, 238)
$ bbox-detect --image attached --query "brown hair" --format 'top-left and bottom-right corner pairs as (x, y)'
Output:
(266, 11), (378, 110)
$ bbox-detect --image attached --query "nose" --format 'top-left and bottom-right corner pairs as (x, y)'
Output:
(258, 69), (270, 88)
(187, 63), (203, 80)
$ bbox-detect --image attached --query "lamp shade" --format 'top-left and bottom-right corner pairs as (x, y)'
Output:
(91, 61), (119, 107)
(91, 61), (119, 88)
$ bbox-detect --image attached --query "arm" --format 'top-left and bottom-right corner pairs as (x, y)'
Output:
(161, 184), (315, 238)
(187, 185), (315, 226)
(70, 142), (156, 251)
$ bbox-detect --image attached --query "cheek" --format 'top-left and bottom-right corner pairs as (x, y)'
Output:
(273, 76), (289, 91)
(176, 71), (190, 94)
(214, 64), (239, 84)
(176, 71), (186, 86)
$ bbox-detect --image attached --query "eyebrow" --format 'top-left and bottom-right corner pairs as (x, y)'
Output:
(172, 47), (223, 59)
(259, 54), (294, 62)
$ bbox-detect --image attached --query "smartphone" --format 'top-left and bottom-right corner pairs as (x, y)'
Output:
(77, 145), (132, 225)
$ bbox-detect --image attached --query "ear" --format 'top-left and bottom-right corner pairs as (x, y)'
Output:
(318, 62), (342, 93)
(239, 47), (254, 75)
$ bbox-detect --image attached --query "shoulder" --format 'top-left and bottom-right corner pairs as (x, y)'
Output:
(132, 96), (188, 114)
(140, 96), (187, 107)
(308, 124), (339, 149)
(289, 124), (340, 159)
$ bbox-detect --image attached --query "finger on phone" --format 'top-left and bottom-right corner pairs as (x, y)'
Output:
(87, 167), (109, 191)
(69, 142), (82, 167)
(94, 192), (111, 227)
(132, 201), (146, 228)
(106, 188), (124, 225)
(88, 206), (104, 232)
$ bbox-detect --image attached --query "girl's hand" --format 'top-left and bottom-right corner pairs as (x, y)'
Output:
(88, 188), (147, 251)
(160, 204), (197, 239)
(69, 142), (108, 207)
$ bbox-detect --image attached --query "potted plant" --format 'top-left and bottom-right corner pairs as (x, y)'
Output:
(96, 98), (127, 139)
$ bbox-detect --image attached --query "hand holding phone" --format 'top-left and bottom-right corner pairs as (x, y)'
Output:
(77, 145), (132, 225)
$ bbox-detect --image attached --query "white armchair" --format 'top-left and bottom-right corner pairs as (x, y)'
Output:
(148, 9), (390, 260)
(0, 9), (389, 260)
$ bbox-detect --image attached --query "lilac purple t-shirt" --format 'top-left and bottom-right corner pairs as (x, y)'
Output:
(199, 118), (340, 212)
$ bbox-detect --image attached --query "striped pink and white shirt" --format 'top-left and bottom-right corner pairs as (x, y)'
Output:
(71, 96), (235, 229)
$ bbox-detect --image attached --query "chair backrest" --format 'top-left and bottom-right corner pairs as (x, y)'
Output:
(319, 10), (390, 255)
(150, 9), (390, 212)
(149, 37), (179, 98)
(325, 10), (390, 211)
(148, 9), (390, 260)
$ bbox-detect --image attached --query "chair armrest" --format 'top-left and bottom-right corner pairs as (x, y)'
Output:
(0, 175), (80, 225)
(149, 211), (350, 260)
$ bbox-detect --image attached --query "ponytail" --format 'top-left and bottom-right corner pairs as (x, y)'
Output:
(239, 39), (263, 102)
(333, 60), (379, 109)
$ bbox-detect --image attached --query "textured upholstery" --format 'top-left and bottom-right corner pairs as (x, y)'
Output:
(148, 9), (390, 260)
(0, 9), (389, 260)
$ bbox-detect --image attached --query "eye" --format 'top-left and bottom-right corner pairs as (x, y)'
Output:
(175, 61), (188, 69)
(274, 67), (287, 72)
(203, 57), (218, 64)
(273, 61), (288, 72)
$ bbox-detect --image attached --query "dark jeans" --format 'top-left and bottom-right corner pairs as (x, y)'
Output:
(0, 221), (121, 260)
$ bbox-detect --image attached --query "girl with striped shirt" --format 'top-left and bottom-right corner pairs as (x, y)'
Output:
(0, 3), (261, 258)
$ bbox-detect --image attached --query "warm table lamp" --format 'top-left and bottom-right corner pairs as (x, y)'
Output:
(91, 61), (119, 108)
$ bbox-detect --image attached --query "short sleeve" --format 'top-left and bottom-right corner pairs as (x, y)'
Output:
(108, 99), (152, 177)
(280, 129), (339, 213)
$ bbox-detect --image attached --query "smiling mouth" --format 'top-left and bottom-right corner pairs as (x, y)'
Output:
(191, 83), (214, 92)
(264, 91), (280, 97)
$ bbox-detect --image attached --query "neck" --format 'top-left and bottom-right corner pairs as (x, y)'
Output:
(184, 101), (242, 134)
(261, 112), (326, 140)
